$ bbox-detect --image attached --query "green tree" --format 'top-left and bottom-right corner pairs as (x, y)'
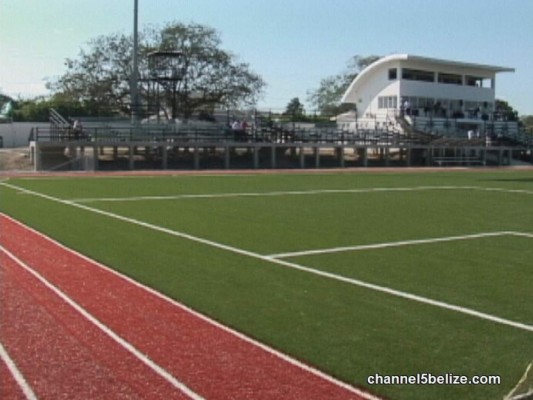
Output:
(521, 115), (533, 130)
(307, 55), (380, 115)
(495, 99), (519, 122)
(48, 21), (266, 120)
(284, 97), (305, 118)
(10, 93), (108, 122)
(47, 32), (132, 115)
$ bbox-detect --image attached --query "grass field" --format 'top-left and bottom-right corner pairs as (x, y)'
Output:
(1, 169), (532, 400)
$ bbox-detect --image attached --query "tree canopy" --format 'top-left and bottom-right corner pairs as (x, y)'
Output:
(521, 115), (533, 131)
(495, 99), (519, 122)
(47, 21), (266, 120)
(283, 97), (305, 118)
(307, 55), (380, 115)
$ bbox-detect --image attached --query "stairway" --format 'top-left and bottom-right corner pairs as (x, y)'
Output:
(49, 108), (71, 140)
(395, 115), (441, 144)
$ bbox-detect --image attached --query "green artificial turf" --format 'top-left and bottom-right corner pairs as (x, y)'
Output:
(1, 169), (532, 400)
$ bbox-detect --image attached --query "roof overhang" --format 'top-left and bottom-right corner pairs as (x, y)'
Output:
(396, 54), (515, 73)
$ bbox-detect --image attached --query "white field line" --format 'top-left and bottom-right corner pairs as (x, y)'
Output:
(68, 186), (455, 203)
(0, 246), (205, 400)
(0, 341), (39, 400)
(16, 173), (259, 181)
(3, 181), (533, 335)
(65, 185), (533, 203)
(267, 231), (523, 259)
(470, 187), (533, 195)
(509, 231), (533, 239)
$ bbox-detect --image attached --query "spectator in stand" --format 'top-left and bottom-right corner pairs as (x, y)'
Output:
(403, 100), (411, 116)
(73, 120), (83, 139)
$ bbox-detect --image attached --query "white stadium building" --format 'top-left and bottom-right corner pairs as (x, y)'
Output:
(337, 54), (518, 137)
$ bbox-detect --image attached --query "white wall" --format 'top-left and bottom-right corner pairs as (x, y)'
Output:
(0, 122), (48, 148)
(399, 80), (495, 103)
(356, 65), (400, 117)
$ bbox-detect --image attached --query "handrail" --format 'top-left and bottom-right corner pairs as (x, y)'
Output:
(49, 108), (70, 127)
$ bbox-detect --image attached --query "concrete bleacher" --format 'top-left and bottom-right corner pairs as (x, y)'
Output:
(24, 108), (532, 171)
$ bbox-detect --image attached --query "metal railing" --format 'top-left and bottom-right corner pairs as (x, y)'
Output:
(32, 124), (421, 147)
(32, 116), (533, 148)
(406, 115), (532, 147)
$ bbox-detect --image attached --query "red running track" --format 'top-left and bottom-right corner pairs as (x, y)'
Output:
(0, 214), (377, 400)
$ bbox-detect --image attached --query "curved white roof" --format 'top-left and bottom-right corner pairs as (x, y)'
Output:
(341, 54), (515, 103)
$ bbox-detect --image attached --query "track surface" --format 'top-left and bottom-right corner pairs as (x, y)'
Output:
(0, 214), (374, 399)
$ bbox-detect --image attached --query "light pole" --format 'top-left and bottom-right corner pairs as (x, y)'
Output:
(131, 0), (139, 124)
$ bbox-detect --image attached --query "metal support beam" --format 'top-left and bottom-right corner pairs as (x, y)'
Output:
(129, 146), (134, 170)
(225, 146), (230, 169)
(194, 146), (200, 169)
(270, 145), (276, 169)
(162, 146), (168, 169)
(338, 147), (345, 167)
(253, 146), (259, 169)
(93, 145), (99, 171)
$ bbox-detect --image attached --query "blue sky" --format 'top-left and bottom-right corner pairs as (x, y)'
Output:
(1, 0), (532, 114)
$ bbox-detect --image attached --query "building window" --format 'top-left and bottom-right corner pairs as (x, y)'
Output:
(388, 68), (397, 80)
(400, 97), (434, 116)
(438, 73), (463, 85)
(466, 76), (491, 88)
(401, 68), (435, 82)
(378, 96), (398, 109)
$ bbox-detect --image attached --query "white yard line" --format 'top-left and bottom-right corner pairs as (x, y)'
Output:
(2, 181), (533, 334)
(267, 231), (524, 259)
(0, 341), (39, 400)
(0, 246), (205, 400)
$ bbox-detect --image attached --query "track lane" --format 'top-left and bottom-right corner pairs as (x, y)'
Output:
(0, 213), (374, 400)
(0, 342), (30, 400)
(0, 252), (191, 400)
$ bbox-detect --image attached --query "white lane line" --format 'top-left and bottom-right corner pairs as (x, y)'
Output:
(0, 341), (39, 400)
(2, 182), (532, 334)
(267, 231), (520, 259)
(0, 246), (205, 400)
(2, 214), (381, 400)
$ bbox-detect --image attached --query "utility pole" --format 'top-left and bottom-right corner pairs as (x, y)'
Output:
(131, 0), (139, 124)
